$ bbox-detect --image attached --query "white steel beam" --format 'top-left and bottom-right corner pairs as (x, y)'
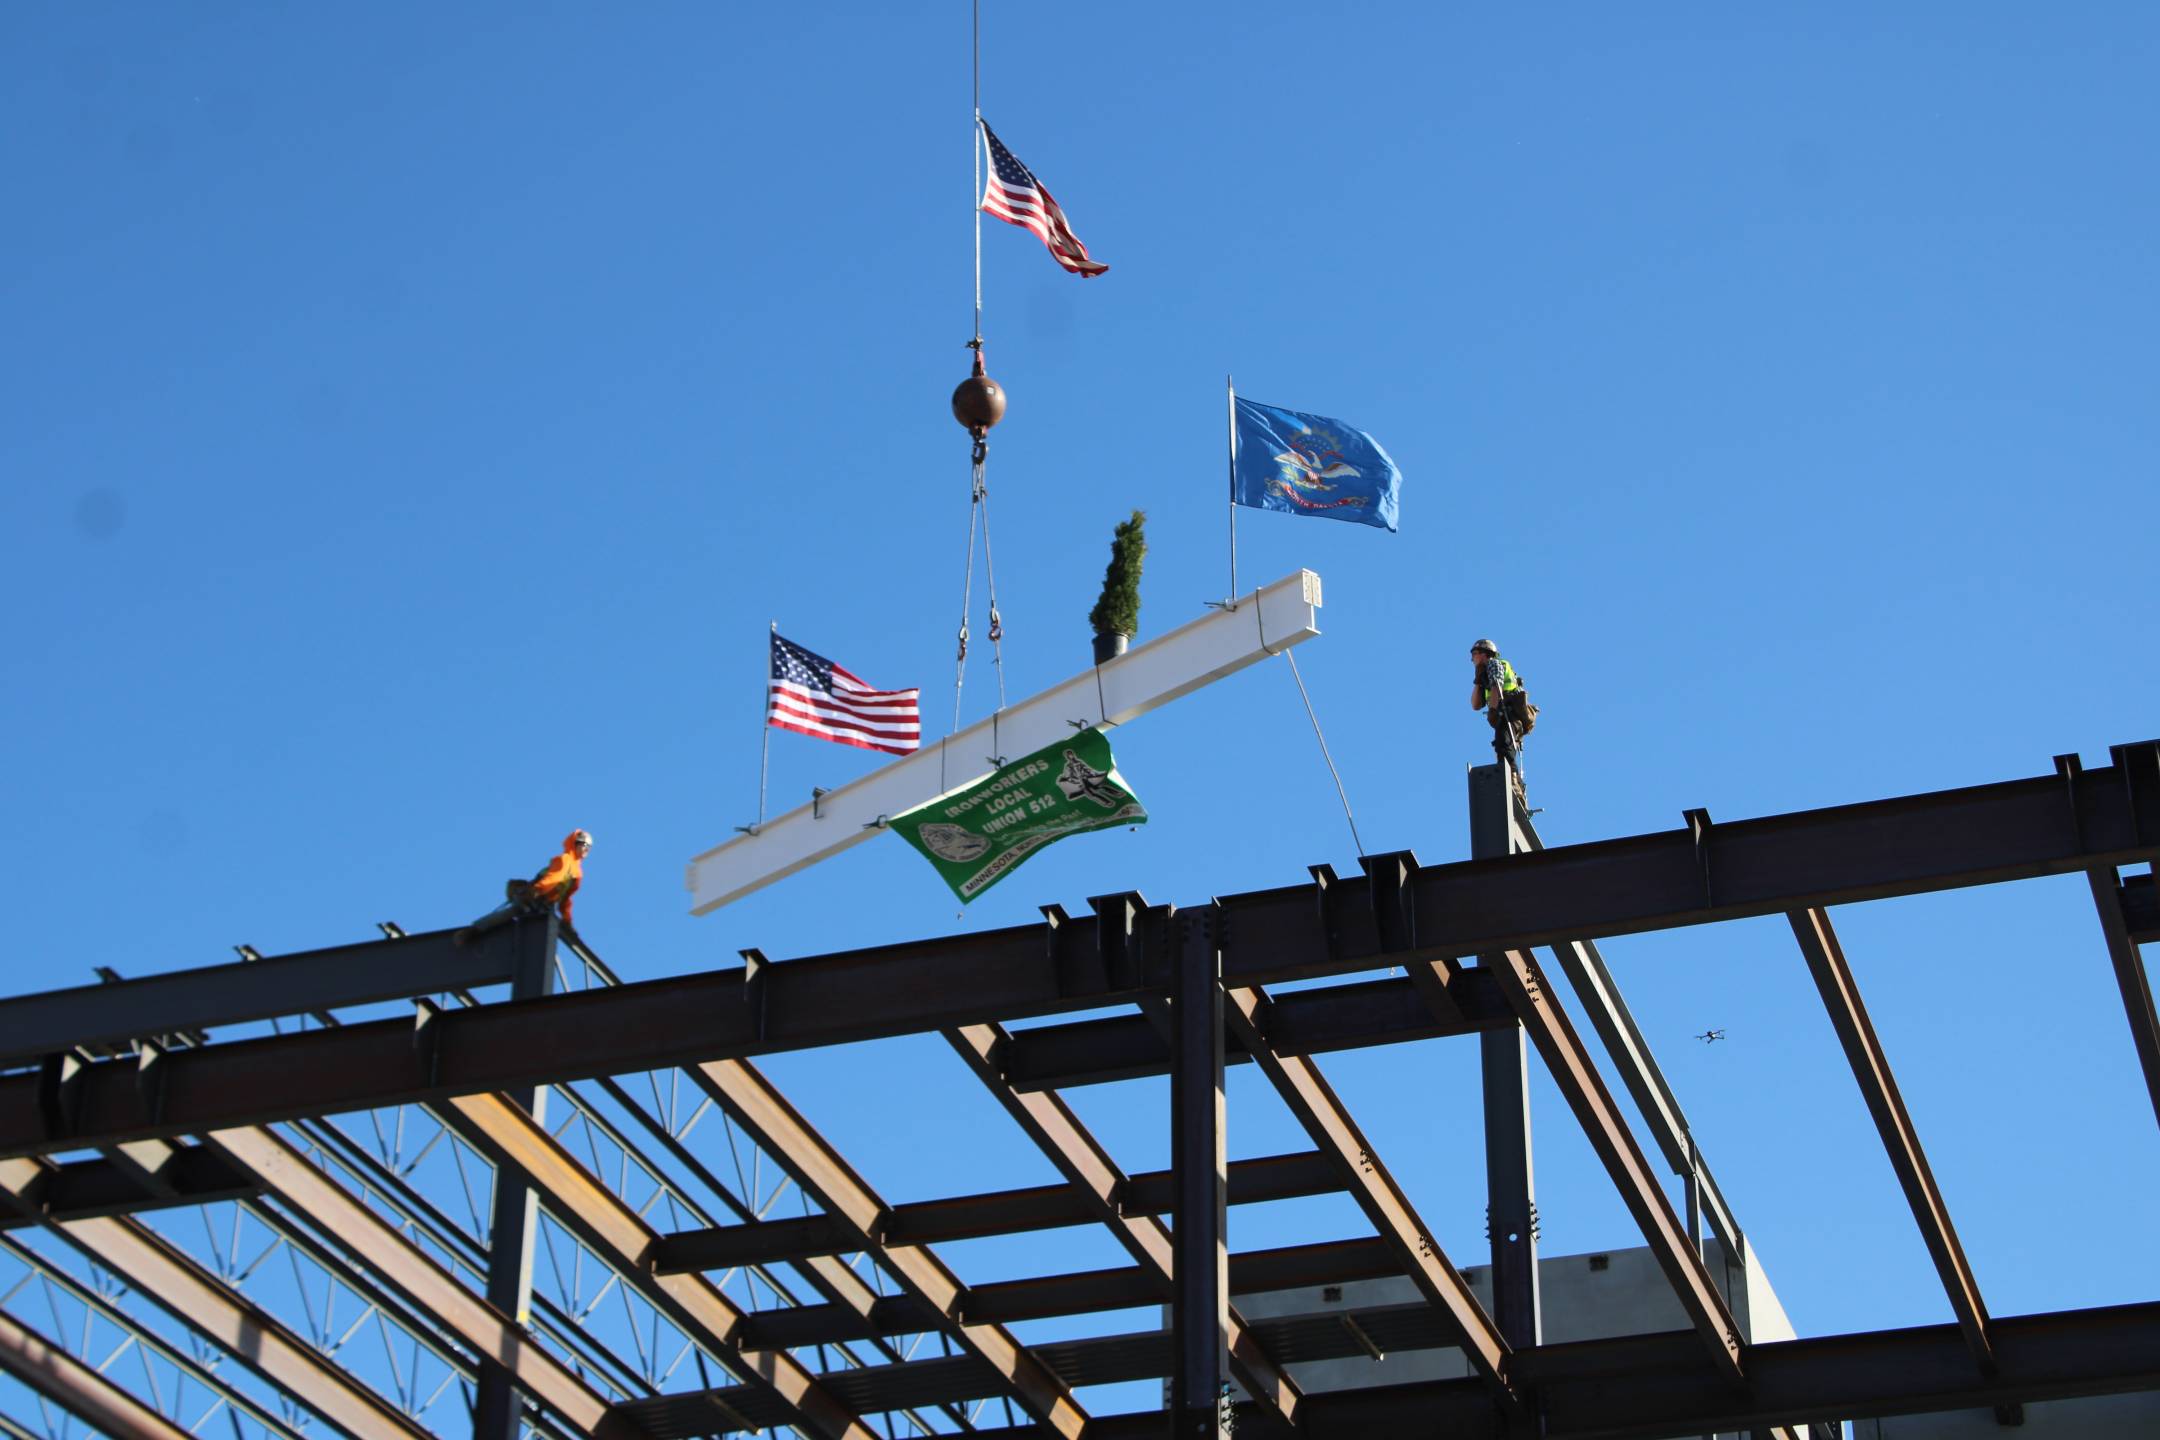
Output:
(687, 569), (1324, 914)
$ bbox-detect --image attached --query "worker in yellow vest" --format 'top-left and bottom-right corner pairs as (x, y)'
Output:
(1469, 639), (1535, 777)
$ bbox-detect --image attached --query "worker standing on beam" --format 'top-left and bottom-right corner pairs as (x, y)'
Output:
(459, 829), (592, 945)
(1470, 639), (1535, 785)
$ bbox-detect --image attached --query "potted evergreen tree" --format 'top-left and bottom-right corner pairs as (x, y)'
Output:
(1089, 509), (1147, 664)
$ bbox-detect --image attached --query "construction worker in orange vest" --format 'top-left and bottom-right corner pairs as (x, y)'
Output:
(459, 830), (592, 945)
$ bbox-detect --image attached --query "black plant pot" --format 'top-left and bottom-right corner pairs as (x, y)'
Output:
(1093, 631), (1129, 664)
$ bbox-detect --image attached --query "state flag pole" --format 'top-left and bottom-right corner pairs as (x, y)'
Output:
(1226, 373), (1240, 606)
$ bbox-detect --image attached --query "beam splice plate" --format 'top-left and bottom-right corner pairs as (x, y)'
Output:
(687, 569), (1323, 914)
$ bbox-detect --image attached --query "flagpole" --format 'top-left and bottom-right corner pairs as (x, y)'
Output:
(1226, 373), (1240, 603)
(757, 621), (774, 829)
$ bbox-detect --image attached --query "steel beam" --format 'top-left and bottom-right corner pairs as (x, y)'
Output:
(0, 1157), (431, 1439)
(1788, 907), (1993, 1371)
(945, 1019), (1304, 1433)
(2088, 865), (2160, 1133)
(0, 925), (525, 1065)
(1480, 947), (1744, 1379)
(1004, 970), (1515, 1090)
(1169, 909), (1229, 1437)
(0, 1307), (193, 1440)
(9, 744), (2158, 1161)
(653, 1150), (1343, 1271)
(686, 569), (1324, 913)
(1221, 982), (1516, 1400)
(685, 1056), (1090, 1439)
(441, 1089), (881, 1440)
(204, 1124), (624, 1439)
(0, 1143), (256, 1228)
(1296, 1300), (2160, 1439)
(742, 1237), (1401, 1345)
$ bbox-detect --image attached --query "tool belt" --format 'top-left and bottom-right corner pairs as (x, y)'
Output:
(1505, 691), (1538, 735)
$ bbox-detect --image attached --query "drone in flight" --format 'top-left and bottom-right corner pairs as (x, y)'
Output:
(1694, 1029), (1727, 1044)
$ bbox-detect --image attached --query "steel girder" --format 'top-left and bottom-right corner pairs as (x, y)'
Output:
(10, 742), (2159, 1162)
(0, 924), (528, 1066)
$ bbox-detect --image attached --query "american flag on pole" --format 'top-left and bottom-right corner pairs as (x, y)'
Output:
(979, 119), (1108, 278)
(768, 634), (921, 756)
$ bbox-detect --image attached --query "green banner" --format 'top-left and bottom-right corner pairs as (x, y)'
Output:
(889, 728), (1147, 902)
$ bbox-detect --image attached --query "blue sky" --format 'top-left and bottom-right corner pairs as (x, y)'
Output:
(4, 0), (2157, 1412)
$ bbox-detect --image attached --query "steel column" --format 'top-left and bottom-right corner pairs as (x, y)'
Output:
(1470, 763), (1542, 1348)
(1788, 907), (1993, 1370)
(475, 914), (556, 1440)
(1170, 907), (1229, 1437)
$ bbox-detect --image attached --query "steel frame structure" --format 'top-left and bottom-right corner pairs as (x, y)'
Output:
(0, 741), (2155, 1437)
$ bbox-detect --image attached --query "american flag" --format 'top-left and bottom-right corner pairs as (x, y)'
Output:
(979, 119), (1108, 278)
(768, 634), (921, 756)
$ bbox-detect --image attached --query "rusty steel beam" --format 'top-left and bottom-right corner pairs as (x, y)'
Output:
(686, 1057), (1090, 1439)
(1221, 982), (1517, 1402)
(0, 1157), (430, 1440)
(205, 1125), (626, 1438)
(7, 746), (2156, 1161)
(2088, 865), (2160, 1133)
(0, 1307), (194, 1440)
(441, 1090), (881, 1440)
(1477, 949), (1744, 1379)
(1789, 907), (1993, 1371)
(946, 1019), (1305, 1434)
(652, 1150), (1342, 1272)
